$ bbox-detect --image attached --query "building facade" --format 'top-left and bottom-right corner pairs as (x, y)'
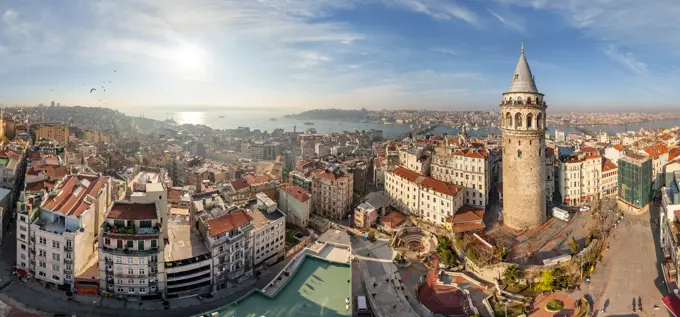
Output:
(18, 174), (110, 290)
(431, 147), (490, 209)
(385, 167), (464, 226)
(310, 168), (353, 220)
(618, 153), (653, 212)
(558, 148), (602, 206)
(601, 158), (618, 197)
(500, 44), (547, 230)
(99, 201), (166, 299)
(36, 123), (70, 145)
(277, 186), (311, 228)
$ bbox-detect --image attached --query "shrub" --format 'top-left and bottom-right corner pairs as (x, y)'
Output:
(546, 299), (564, 312)
(503, 264), (522, 285)
(570, 236), (579, 255)
(534, 270), (555, 292)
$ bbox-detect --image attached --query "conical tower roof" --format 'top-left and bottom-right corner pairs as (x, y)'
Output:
(507, 43), (539, 93)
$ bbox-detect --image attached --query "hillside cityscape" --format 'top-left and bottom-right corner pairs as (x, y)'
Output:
(0, 46), (676, 317)
(2, 0), (680, 315)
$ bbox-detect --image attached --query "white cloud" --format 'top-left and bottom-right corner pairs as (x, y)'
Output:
(386, 0), (480, 25)
(487, 9), (525, 33)
(432, 48), (458, 55)
(497, 0), (680, 50)
(602, 45), (649, 76)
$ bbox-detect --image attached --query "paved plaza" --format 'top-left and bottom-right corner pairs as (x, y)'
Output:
(568, 203), (669, 317)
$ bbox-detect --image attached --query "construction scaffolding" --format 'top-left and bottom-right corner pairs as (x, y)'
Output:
(618, 153), (653, 209)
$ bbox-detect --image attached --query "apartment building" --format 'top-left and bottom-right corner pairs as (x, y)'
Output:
(36, 123), (70, 145)
(248, 196), (285, 269)
(643, 144), (669, 191)
(99, 201), (166, 299)
(82, 129), (109, 144)
(431, 147), (490, 209)
(601, 158), (618, 198)
(398, 147), (431, 175)
(659, 170), (680, 286)
(558, 147), (602, 206)
(310, 167), (354, 220)
(241, 141), (282, 161)
(164, 211), (212, 298)
(618, 153), (653, 213)
(277, 185), (311, 228)
(196, 209), (254, 290)
(18, 173), (110, 290)
(385, 167), (464, 226)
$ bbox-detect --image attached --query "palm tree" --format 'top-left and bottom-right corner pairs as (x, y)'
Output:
(503, 264), (522, 285)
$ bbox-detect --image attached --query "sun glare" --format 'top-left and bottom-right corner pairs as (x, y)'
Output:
(173, 43), (206, 74)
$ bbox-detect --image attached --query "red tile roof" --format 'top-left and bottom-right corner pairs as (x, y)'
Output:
(453, 148), (488, 159)
(613, 145), (625, 151)
(313, 169), (351, 181)
(207, 209), (253, 237)
(25, 180), (55, 192)
(43, 174), (108, 217)
(392, 167), (462, 196)
(602, 157), (617, 172)
(380, 211), (406, 228)
(244, 174), (271, 186)
(644, 144), (669, 157)
(230, 178), (249, 191)
(282, 186), (310, 203)
(669, 147), (680, 162)
(107, 202), (157, 220)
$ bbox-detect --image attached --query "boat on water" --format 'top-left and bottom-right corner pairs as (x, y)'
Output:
(269, 118), (277, 121)
(303, 121), (314, 126)
(219, 115), (225, 118)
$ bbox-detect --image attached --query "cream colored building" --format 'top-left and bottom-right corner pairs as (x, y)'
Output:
(558, 147), (602, 206)
(601, 158), (618, 197)
(83, 129), (109, 144)
(247, 204), (286, 269)
(37, 123), (70, 145)
(545, 147), (556, 203)
(17, 173), (110, 289)
(277, 185), (311, 228)
(385, 167), (464, 227)
(310, 168), (353, 220)
(99, 201), (165, 298)
(431, 147), (490, 209)
(398, 147), (431, 175)
(643, 144), (669, 191)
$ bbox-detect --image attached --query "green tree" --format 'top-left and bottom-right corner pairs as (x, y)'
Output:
(503, 264), (522, 285)
(534, 270), (555, 292)
(570, 236), (579, 255)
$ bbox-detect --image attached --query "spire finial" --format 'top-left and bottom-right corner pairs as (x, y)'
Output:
(521, 42), (524, 54)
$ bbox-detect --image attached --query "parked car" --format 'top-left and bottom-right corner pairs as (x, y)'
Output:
(580, 206), (591, 212)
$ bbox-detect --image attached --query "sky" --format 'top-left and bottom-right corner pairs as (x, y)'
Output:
(1, 0), (679, 113)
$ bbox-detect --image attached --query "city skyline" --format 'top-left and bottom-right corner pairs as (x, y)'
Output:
(1, 0), (679, 111)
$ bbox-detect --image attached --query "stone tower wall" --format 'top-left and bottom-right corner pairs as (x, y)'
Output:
(501, 128), (546, 230)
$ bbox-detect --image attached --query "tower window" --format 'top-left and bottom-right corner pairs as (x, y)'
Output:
(518, 150), (522, 158)
(514, 74), (519, 80)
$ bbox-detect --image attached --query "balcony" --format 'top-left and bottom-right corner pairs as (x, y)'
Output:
(64, 258), (73, 264)
(105, 265), (113, 273)
(105, 258), (112, 264)
(64, 267), (73, 274)
(64, 245), (73, 252)
(102, 223), (160, 236)
(102, 246), (160, 256)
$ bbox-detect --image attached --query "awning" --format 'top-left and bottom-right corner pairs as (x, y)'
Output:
(15, 268), (28, 277)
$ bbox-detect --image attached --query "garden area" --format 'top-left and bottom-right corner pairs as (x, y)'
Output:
(285, 224), (310, 250)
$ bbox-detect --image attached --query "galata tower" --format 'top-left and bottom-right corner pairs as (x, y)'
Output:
(501, 43), (547, 230)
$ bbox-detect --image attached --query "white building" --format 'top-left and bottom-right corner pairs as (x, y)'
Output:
(17, 173), (110, 290)
(601, 158), (618, 198)
(278, 185), (311, 228)
(431, 147), (490, 209)
(385, 167), (464, 226)
(643, 144), (669, 191)
(247, 204), (286, 269)
(558, 147), (602, 206)
(398, 147), (431, 176)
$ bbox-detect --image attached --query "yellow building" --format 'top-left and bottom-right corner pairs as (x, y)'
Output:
(36, 123), (70, 145)
(82, 129), (109, 144)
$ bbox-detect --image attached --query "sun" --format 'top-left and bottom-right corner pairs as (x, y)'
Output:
(173, 43), (206, 73)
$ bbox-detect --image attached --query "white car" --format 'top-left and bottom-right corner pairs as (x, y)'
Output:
(579, 206), (591, 212)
